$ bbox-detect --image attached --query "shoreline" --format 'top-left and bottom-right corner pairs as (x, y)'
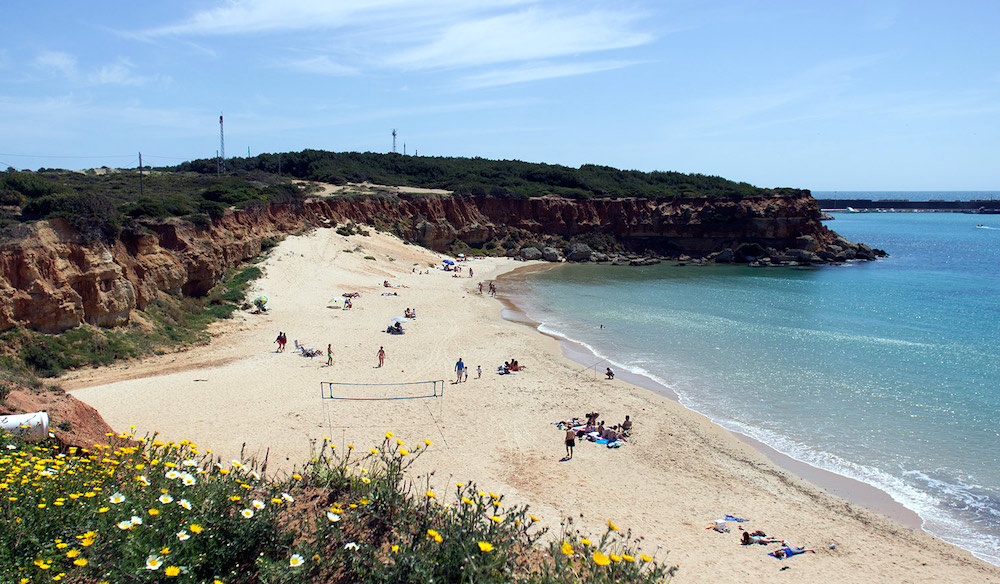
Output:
(494, 264), (924, 530)
(67, 228), (1000, 582)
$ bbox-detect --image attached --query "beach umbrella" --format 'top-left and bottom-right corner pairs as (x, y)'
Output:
(391, 316), (408, 323)
(253, 296), (268, 307)
(327, 297), (343, 303)
(458, 253), (465, 257)
(442, 259), (455, 265)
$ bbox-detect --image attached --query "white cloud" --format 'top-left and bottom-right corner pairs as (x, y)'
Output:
(278, 55), (357, 76)
(143, 1), (655, 87)
(88, 59), (157, 86)
(459, 60), (639, 89)
(388, 8), (652, 69)
(145, 0), (531, 37)
(33, 52), (158, 86)
(35, 51), (78, 77)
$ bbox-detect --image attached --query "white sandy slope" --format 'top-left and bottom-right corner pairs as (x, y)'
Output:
(66, 228), (1000, 583)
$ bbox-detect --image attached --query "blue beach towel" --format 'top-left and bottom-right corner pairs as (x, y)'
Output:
(594, 438), (610, 445)
(769, 547), (807, 560)
(725, 514), (749, 523)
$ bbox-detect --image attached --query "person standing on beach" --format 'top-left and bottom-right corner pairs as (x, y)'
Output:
(455, 357), (465, 383)
(477, 365), (482, 379)
(327, 344), (333, 367)
(564, 427), (576, 459)
(377, 346), (385, 368)
(478, 282), (483, 294)
(274, 332), (283, 353)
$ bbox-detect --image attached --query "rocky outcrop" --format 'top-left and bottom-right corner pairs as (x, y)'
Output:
(0, 191), (882, 333)
(565, 243), (594, 262)
(541, 247), (561, 262)
(519, 247), (542, 261)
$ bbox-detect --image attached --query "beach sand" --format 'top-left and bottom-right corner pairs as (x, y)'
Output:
(66, 228), (1000, 583)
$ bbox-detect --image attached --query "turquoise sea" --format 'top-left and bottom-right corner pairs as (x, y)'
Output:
(504, 208), (1000, 565)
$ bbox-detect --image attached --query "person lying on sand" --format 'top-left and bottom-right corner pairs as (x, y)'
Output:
(772, 546), (815, 559)
(742, 531), (783, 545)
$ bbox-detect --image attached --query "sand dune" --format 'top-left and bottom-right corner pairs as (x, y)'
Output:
(67, 228), (1000, 583)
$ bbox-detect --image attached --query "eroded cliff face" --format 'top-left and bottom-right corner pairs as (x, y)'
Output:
(0, 192), (851, 333)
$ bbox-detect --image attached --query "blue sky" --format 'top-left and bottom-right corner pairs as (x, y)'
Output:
(1, 0), (997, 191)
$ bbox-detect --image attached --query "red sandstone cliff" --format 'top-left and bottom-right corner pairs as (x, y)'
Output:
(0, 192), (859, 334)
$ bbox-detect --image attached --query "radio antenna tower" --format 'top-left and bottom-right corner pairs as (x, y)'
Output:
(392, 129), (397, 153)
(219, 113), (226, 173)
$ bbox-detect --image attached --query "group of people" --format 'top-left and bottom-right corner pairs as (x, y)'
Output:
(498, 359), (523, 374)
(738, 529), (815, 559)
(453, 357), (482, 382)
(562, 412), (633, 458)
(404, 307), (417, 319)
(387, 321), (404, 334)
(273, 332), (287, 352)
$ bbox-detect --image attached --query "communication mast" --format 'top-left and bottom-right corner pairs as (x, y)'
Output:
(219, 114), (226, 173)
(392, 129), (397, 153)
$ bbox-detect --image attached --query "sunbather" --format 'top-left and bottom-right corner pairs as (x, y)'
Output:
(742, 531), (783, 545)
(772, 546), (815, 559)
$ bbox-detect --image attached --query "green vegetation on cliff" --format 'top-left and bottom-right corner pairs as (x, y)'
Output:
(0, 169), (310, 241)
(2, 152), (803, 240)
(175, 150), (797, 200)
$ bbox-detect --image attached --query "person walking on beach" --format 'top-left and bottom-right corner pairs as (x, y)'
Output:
(326, 344), (333, 367)
(455, 357), (465, 383)
(564, 427), (576, 459)
(478, 282), (483, 294)
(477, 365), (482, 379)
(274, 332), (284, 352)
(377, 346), (385, 368)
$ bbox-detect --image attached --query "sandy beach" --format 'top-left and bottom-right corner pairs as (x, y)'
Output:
(66, 227), (1000, 583)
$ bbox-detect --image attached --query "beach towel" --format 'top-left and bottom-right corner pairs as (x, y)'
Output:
(725, 514), (749, 523)
(607, 440), (624, 448)
(594, 438), (610, 445)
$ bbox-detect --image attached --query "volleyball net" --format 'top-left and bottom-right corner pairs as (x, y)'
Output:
(320, 380), (445, 401)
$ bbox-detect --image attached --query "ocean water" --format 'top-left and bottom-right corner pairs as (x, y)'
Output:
(504, 211), (1000, 565)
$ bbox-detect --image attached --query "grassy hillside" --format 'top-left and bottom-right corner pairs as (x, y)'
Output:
(2, 152), (803, 240)
(173, 150), (794, 200)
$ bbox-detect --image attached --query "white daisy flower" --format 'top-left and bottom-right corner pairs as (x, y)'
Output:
(145, 555), (163, 570)
(289, 554), (305, 567)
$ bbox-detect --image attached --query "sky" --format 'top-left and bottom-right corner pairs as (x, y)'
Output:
(1, 0), (998, 191)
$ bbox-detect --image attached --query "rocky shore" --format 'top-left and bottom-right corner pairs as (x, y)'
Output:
(520, 232), (886, 267)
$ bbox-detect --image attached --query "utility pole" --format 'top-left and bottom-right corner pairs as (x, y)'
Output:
(138, 152), (143, 197)
(392, 129), (397, 153)
(403, 143), (406, 156)
(219, 114), (226, 173)
(216, 150), (220, 176)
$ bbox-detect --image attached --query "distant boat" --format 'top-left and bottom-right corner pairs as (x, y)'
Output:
(845, 207), (860, 213)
